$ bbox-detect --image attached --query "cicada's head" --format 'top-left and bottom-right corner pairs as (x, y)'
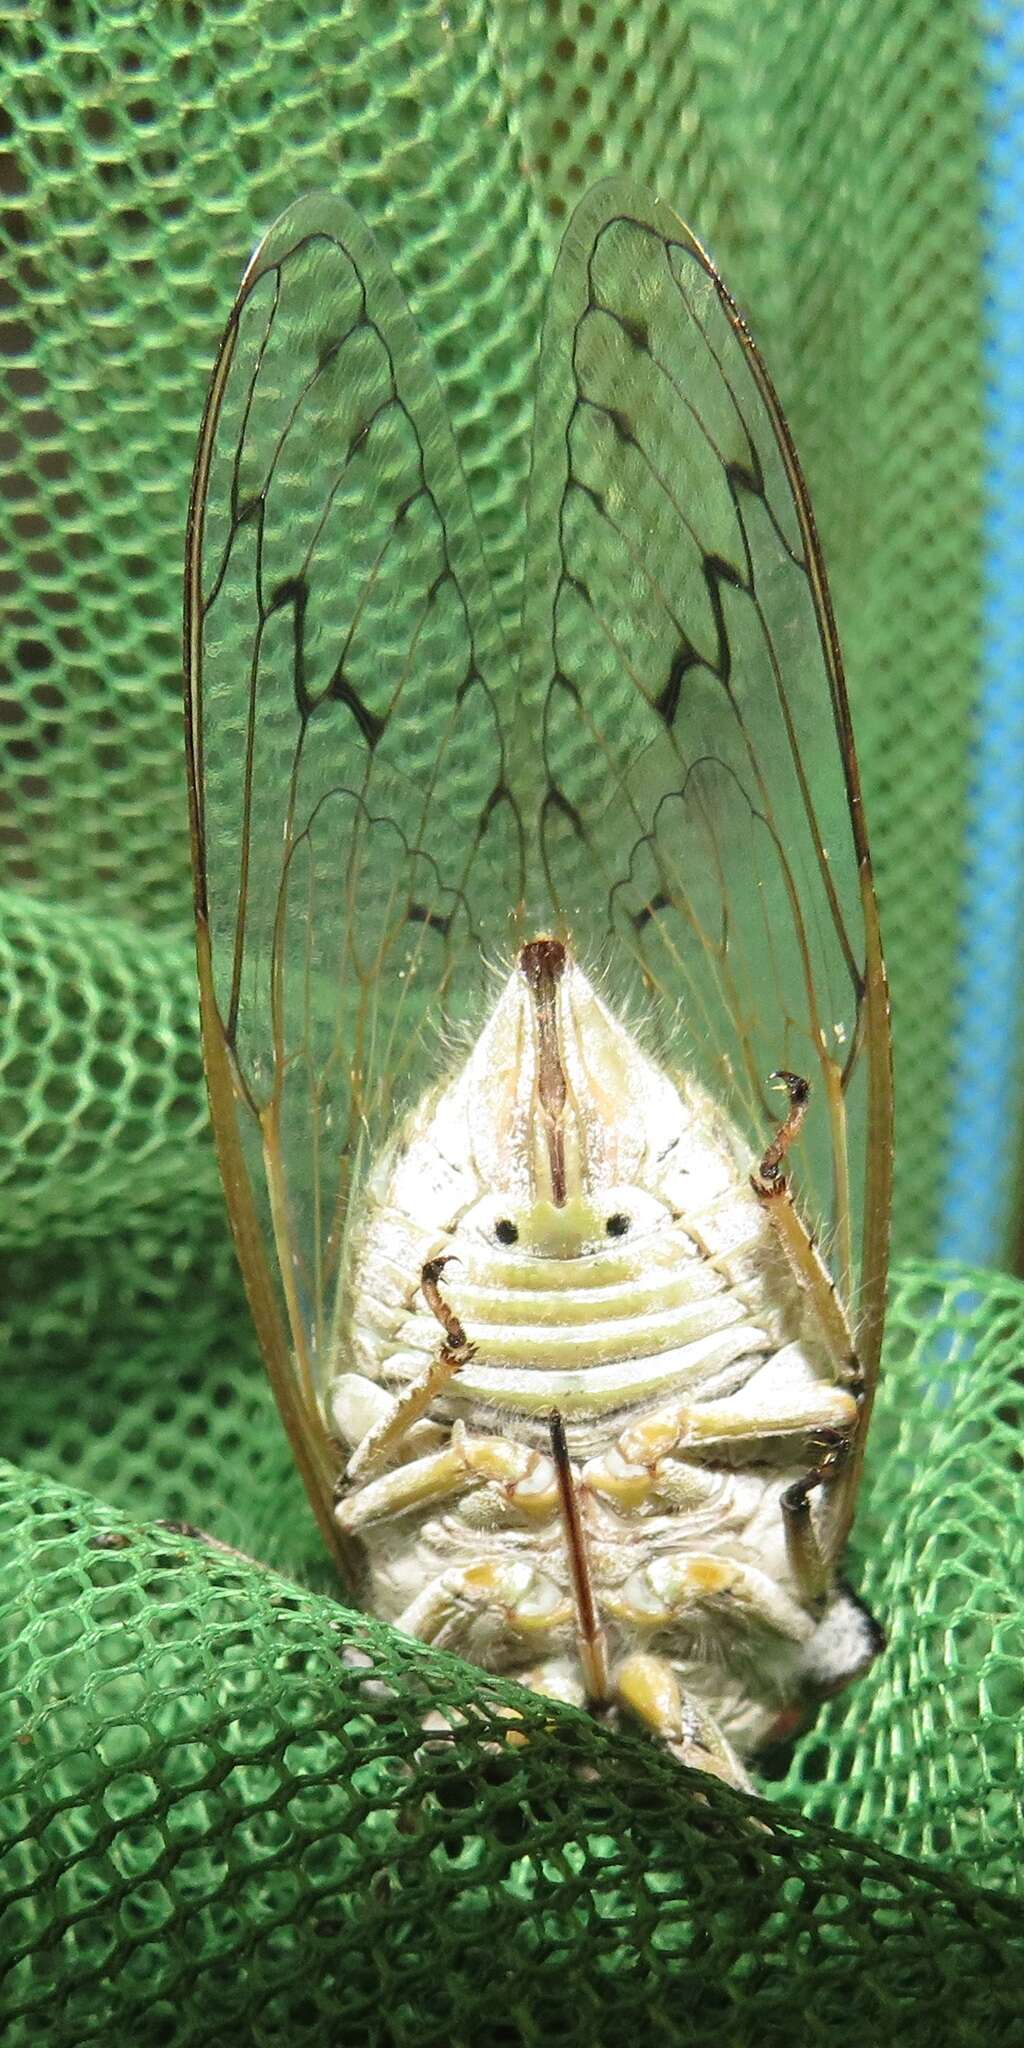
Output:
(422, 937), (733, 1262)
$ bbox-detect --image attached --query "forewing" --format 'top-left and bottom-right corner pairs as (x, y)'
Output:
(184, 195), (519, 1564)
(521, 181), (891, 1405)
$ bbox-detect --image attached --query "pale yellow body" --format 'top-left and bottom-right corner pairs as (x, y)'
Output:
(331, 946), (877, 1786)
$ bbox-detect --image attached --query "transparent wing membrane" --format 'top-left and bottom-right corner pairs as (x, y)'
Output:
(521, 183), (891, 1389)
(185, 196), (521, 1548)
(185, 179), (891, 1557)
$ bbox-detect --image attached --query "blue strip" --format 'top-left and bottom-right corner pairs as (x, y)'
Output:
(939, 3), (1024, 1264)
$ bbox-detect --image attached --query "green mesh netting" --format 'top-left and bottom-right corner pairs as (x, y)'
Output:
(2, 4), (1015, 2040)
(3, 1265), (1024, 2042)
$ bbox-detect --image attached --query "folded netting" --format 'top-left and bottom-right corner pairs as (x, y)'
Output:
(1, 1260), (1022, 2045)
(1, 0), (1018, 2038)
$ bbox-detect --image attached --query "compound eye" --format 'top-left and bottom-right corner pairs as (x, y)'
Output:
(605, 1213), (629, 1238)
(495, 1219), (519, 1246)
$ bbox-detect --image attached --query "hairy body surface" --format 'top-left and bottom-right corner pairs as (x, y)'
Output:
(333, 940), (878, 1788)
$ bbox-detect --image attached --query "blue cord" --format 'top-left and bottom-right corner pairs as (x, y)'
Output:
(939, 2), (1024, 1264)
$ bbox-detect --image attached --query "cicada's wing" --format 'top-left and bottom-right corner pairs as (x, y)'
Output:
(521, 181), (892, 1460)
(184, 195), (520, 1571)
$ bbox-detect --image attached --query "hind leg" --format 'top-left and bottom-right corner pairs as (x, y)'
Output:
(614, 1651), (753, 1790)
(520, 1654), (754, 1791)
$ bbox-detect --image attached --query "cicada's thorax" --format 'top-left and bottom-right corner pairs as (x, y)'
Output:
(331, 939), (877, 1783)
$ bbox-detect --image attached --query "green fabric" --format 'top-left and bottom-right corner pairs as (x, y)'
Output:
(2, 1262), (1023, 2042)
(1, 4), (1013, 2041)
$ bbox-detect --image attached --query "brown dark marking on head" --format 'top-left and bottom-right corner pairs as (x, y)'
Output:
(519, 936), (567, 984)
(519, 938), (569, 1205)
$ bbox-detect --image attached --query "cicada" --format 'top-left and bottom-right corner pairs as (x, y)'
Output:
(183, 182), (892, 1791)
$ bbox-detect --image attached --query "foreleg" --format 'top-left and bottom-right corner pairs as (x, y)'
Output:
(750, 1068), (869, 1591)
(751, 1070), (861, 1390)
(344, 1256), (474, 1482)
(335, 1255), (561, 1533)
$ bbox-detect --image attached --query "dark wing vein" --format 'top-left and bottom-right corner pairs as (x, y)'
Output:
(185, 194), (521, 1554)
(520, 180), (891, 1387)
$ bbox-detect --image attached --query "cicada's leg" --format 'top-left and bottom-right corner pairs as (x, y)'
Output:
(779, 1427), (853, 1606)
(445, 1658), (591, 1759)
(336, 1419), (559, 1533)
(613, 1653), (753, 1790)
(336, 1255), (562, 1532)
(392, 1556), (573, 1654)
(584, 1377), (859, 1510)
(344, 1256), (474, 1482)
(747, 1067), (870, 1597)
(603, 1551), (813, 1646)
(514, 1659), (588, 1711)
(587, 1374), (860, 1609)
(750, 1069), (862, 1391)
